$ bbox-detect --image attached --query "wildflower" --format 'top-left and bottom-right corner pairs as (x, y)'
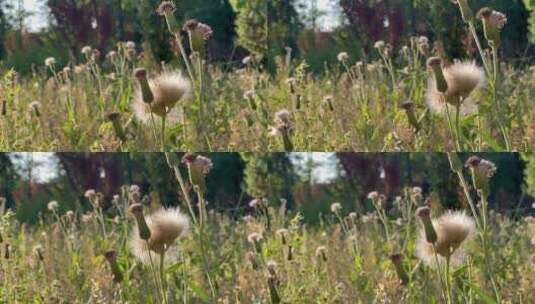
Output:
(399, 100), (419, 130)
(249, 198), (260, 208)
(33, 245), (44, 261)
(367, 191), (379, 201)
(182, 153), (213, 192)
(104, 250), (123, 283)
(157, 1), (179, 34)
(247, 232), (263, 253)
(29, 101), (41, 117)
(266, 260), (278, 274)
(47, 201), (59, 211)
(125, 41), (136, 49)
(322, 95), (334, 111)
(337, 52), (349, 62)
(131, 70), (192, 123)
(374, 40), (392, 58)
(64, 210), (75, 222)
(106, 51), (118, 61)
(315, 246), (327, 261)
(242, 56), (252, 65)
(426, 59), (485, 116)
(247, 232), (263, 244)
(84, 189), (96, 199)
(243, 90), (257, 110)
(245, 251), (259, 269)
(465, 156), (496, 196)
(416, 211), (476, 267)
(44, 57), (56, 67)
(477, 8), (507, 46)
(273, 109), (293, 151)
(129, 203), (151, 240)
(106, 111), (126, 141)
(183, 19), (213, 40)
(129, 207), (189, 264)
(81, 46), (92, 56)
(276, 229), (289, 244)
(348, 212), (357, 220)
(330, 202), (342, 213)
(82, 213), (94, 223)
(390, 253), (409, 285)
(416, 207), (437, 243)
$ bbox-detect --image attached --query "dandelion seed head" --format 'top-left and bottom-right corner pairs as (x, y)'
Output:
(129, 207), (189, 264)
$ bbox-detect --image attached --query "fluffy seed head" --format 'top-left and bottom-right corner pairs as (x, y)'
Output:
(132, 71), (192, 122)
(47, 201), (59, 211)
(426, 61), (485, 115)
(367, 191), (379, 200)
(44, 57), (56, 67)
(337, 52), (349, 62)
(81, 46), (92, 56)
(129, 207), (189, 264)
(330, 202), (342, 213)
(416, 211), (476, 267)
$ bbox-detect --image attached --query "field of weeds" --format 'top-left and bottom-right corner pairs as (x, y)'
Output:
(1, 2), (533, 152)
(0, 153), (534, 303)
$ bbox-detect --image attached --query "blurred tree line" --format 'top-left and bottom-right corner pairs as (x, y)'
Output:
(1, 1), (532, 73)
(1, 153), (532, 225)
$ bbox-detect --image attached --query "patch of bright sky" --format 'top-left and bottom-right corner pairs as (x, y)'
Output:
(11, 153), (338, 184)
(19, 0), (340, 33)
(296, 0), (342, 31)
(10, 152), (59, 183)
(11, 0), (47, 31)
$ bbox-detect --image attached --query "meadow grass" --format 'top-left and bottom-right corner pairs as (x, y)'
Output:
(0, 3), (533, 152)
(0, 154), (534, 303)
